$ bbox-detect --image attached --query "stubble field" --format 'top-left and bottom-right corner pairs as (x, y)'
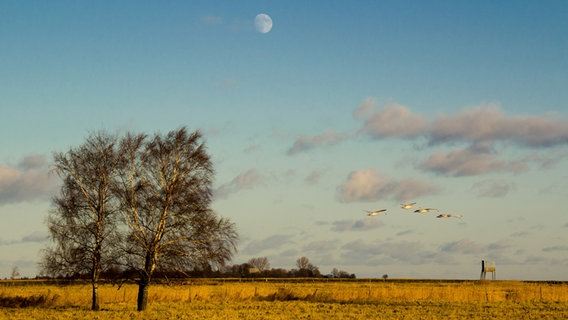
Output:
(1, 279), (567, 319)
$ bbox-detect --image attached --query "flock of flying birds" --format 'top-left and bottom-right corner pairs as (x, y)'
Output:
(363, 202), (463, 219)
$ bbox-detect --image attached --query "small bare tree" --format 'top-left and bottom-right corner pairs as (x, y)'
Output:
(248, 257), (270, 272)
(10, 266), (20, 280)
(41, 131), (123, 311)
(296, 256), (311, 270)
(116, 127), (238, 311)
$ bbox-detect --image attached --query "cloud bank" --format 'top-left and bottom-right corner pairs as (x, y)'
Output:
(0, 155), (57, 205)
(357, 102), (568, 147)
(289, 100), (568, 179)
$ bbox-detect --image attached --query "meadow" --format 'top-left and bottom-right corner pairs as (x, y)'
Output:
(1, 279), (567, 319)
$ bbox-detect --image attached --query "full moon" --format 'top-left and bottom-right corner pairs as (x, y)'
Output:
(255, 13), (272, 34)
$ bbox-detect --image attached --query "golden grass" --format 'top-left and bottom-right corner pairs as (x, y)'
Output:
(1, 279), (567, 319)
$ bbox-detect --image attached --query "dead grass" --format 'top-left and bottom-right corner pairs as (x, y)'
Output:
(0, 279), (567, 319)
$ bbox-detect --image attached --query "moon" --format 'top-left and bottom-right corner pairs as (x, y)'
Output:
(255, 13), (273, 34)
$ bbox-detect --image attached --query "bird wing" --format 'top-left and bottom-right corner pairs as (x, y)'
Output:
(365, 209), (387, 216)
(401, 202), (416, 208)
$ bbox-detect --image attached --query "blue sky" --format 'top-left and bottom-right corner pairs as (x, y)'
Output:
(1, 1), (568, 280)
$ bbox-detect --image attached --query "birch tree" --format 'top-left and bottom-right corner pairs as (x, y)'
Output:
(41, 131), (122, 311)
(116, 127), (238, 311)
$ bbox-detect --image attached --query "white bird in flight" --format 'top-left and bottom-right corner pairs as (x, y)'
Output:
(363, 209), (387, 216)
(414, 208), (439, 213)
(401, 202), (416, 209)
(436, 214), (463, 219)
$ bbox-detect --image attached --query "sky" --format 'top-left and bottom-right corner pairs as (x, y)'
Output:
(1, 1), (568, 280)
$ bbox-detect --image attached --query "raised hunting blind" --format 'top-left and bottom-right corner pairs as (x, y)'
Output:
(480, 260), (496, 280)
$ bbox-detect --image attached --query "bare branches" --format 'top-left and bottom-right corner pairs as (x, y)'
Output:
(42, 127), (237, 311)
(113, 127), (236, 311)
(42, 131), (124, 311)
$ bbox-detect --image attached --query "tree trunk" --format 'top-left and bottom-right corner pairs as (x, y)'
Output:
(137, 282), (149, 311)
(91, 282), (100, 311)
(91, 242), (101, 311)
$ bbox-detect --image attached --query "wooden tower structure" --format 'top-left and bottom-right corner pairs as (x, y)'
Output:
(480, 260), (496, 280)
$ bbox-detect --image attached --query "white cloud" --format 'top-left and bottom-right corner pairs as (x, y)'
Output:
(336, 169), (440, 202)
(357, 102), (427, 139)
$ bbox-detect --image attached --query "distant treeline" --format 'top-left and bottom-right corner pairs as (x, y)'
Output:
(11, 263), (356, 282)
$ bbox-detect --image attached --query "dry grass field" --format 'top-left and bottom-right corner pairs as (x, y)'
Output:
(1, 279), (568, 319)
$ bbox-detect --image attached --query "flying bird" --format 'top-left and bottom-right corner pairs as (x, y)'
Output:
(363, 209), (387, 216)
(436, 214), (463, 219)
(401, 202), (417, 209)
(414, 208), (439, 213)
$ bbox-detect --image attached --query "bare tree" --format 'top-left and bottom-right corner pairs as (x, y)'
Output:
(10, 266), (20, 280)
(41, 131), (122, 311)
(115, 127), (238, 311)
(296, 256), (311, 270)
(248, 257), (270, 272)
(295, 256), (320, 277)
(331, 267), (353, 278)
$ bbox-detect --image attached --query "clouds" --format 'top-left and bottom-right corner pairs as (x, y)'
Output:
(357, 101), (427, 139)
(242, 234), (294, 255)
(430, 106), (568, 147)
(340, 239), (443, 266)
(336, 169), (440, 202)
(355, 102), (568, 148)
(0, 155), (58, 205)
(365, 102), (568, 149)
(418, 142), (527, 176)
(287, 131), (347, 155)
(542, 245), (568, 252)
(440, 238), (512, 255)
(287, 100), (568, 152)
(0, 231), (48, 246)
(288, 100), (568, 182)
(214, 169), (263, 199)
(331, 219), (383, 232)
